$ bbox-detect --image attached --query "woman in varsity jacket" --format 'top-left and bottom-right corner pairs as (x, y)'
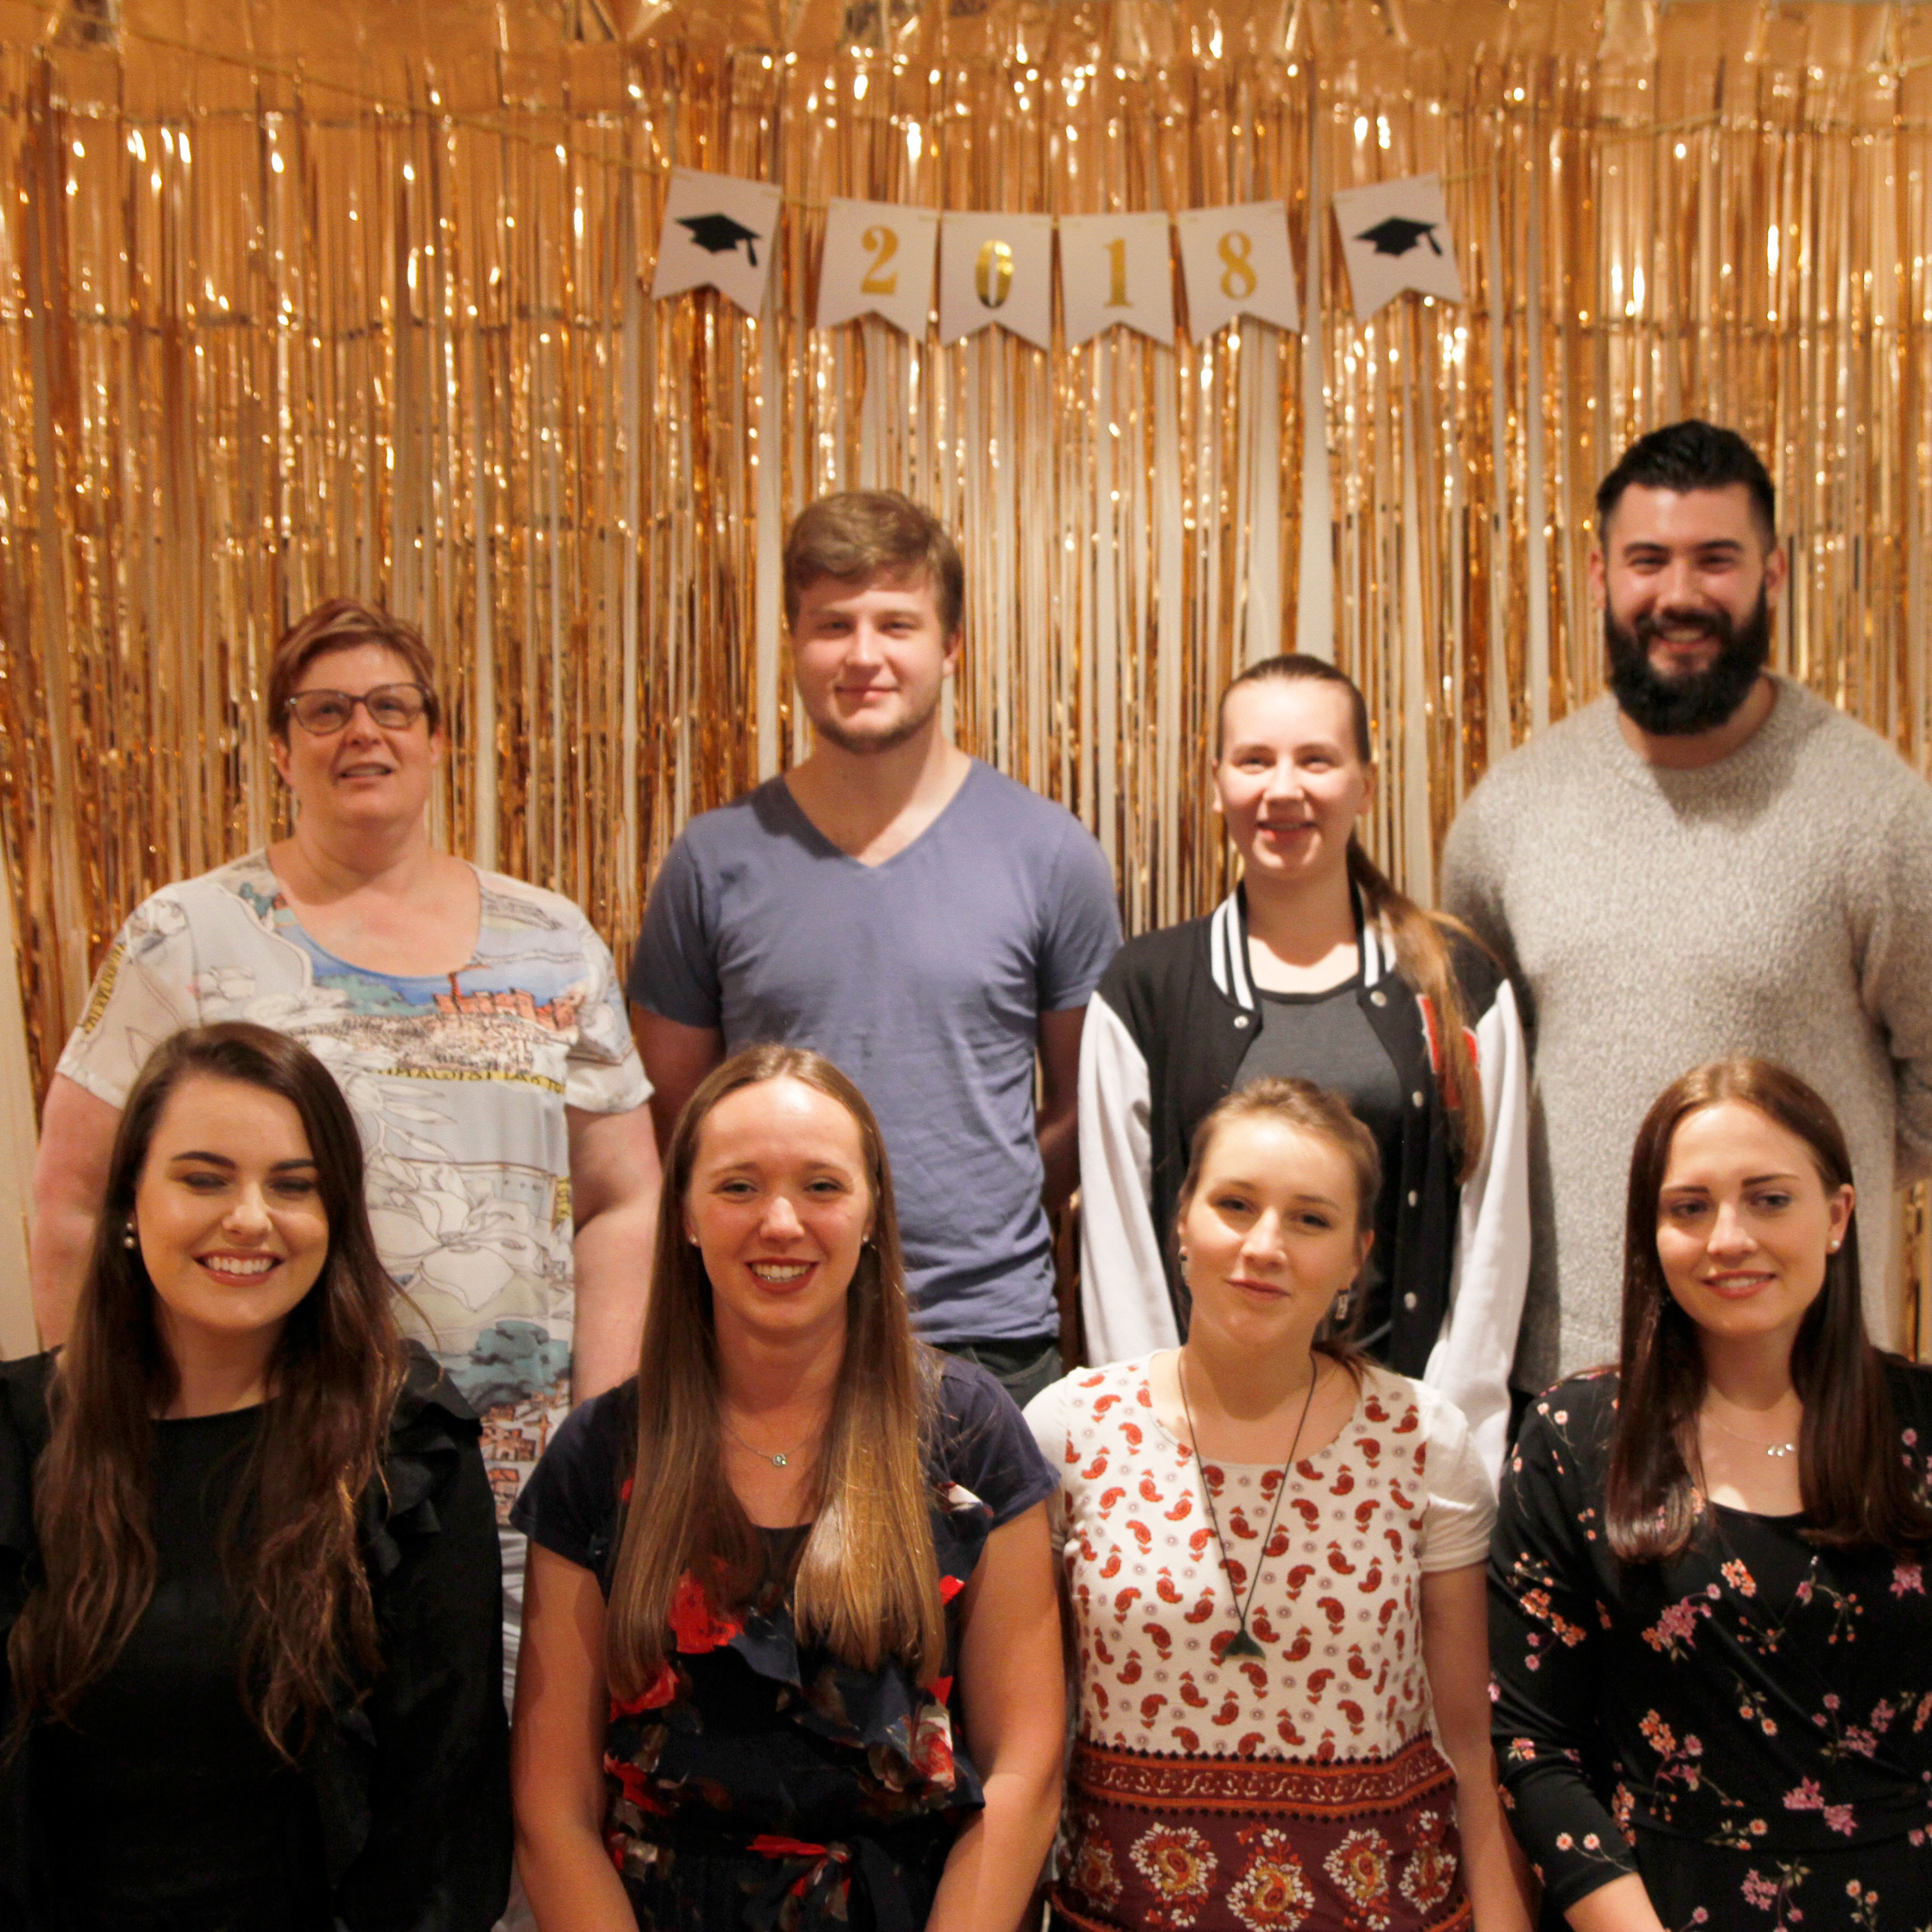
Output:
(1078, 655), (1531, 1476)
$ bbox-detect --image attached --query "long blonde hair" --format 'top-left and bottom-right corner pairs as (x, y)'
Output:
(604, 1044), (945, 1696)
(1220, 654), (1488, 1183)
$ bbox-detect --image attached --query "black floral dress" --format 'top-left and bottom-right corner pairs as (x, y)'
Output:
(513, 1358), (1055, 1931)
(1489, 1366), (1932, 1932)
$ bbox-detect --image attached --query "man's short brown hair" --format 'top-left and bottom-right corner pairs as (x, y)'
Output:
(782, 491), (964, 640)
(267, 598), (442, 741)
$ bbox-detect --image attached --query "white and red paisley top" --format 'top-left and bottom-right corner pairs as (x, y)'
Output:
(1025, 1356), (1495, 1760)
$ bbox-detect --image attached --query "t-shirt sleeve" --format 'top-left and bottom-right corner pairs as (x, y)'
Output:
(1020, 1375), (1078, 1556)
(627, 832), (723, 1030)
(563, 917), (652, 1114)
(54, 888), (204, 1109)
(1036, 820), (1123, 1013)
(934, 1358), (1058, 1528)
(1414, 1380), (1498, 1573)
(510, 1384), (631, 1574)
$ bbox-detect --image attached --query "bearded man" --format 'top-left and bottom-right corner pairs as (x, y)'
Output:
(627, 490), (1119, 1408)
(1442, 420), (1932, 1396)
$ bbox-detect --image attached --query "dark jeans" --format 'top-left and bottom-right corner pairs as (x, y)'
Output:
(939, 1334), (1063, 1412)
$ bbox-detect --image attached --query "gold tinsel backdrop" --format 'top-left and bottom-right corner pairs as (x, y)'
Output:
(1, 0), (1929, 1334)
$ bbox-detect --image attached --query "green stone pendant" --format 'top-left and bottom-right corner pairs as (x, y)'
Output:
(1223, 1628), (1265, 1660)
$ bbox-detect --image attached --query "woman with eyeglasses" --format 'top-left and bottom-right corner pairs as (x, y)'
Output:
(30, 597), (658, 1692)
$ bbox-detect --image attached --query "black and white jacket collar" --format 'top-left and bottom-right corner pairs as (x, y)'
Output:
(1208, 883), (1393, 1014)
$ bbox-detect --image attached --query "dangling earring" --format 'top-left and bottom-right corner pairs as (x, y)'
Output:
(1333, 1286), (1353, 1323)
(122, 1220), (138, 1249)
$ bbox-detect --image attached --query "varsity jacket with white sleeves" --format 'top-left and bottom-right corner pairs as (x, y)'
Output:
(1077, 884), (1531, 1478)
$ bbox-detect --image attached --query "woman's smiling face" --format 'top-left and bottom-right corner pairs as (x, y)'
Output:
(684, 1075), (875, 1348)
(1655, 1098), (1853, 1351)
(132, 1073), (332, 1359)
(1177, 1113), (1370, 1348)
(1213, 676), (1374, 893)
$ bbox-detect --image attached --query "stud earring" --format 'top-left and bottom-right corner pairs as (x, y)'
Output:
(1829, 1239), (1841, 1252)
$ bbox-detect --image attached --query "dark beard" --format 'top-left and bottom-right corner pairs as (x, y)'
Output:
(1604, 589), (1772, 736)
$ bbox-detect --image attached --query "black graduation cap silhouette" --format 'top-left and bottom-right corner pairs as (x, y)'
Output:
(678, 211), (763, 267)
(1355, 215), (1443, 259)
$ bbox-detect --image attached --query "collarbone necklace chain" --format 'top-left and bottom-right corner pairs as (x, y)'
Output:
(1178, 1352), (1322, 1663)
(723, 1415), (812, 1470)
(1702, 1403), (1801, 1461)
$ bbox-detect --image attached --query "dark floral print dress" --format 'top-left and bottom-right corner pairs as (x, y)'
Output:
(1490, 1366), (1932, 1932)
(513, 1357), (1054, 1931)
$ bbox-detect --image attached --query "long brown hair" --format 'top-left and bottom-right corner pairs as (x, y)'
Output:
(604, 1044), (945, 1697)
(1175, 1075), (1381, 1372)
(1219, 654), (1486, 1182)
(1604, 1057), (1932, 1562)
(8, 1024), (403, 1757)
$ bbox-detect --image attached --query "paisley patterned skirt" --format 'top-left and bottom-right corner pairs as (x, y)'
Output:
(1049, 1732), (1471, 1932)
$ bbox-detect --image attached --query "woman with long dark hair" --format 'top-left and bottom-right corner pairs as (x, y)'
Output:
(1490, 1057), (1932, 1930)
(1079, 654), (1530, 1473)
(1031, 1077), (1531, 1932)
(33, 597), (657, 1684)
(510, 1042), (1064, 1931)
(0, 1022), (509, 1931)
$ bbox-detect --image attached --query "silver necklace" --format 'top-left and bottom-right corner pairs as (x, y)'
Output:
(1702, 1406), (1800, 1460)
(723, 1417), (812, 1470)
(1177, 1354), (1322, 1662)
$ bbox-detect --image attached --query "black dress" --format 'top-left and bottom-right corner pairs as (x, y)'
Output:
(0, 1345), (512, 1932)
(512, 1355), (1057, 1931)
(1489, 1367), (1932, 1931)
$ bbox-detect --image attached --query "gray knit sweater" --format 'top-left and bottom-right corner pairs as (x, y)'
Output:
(1441, 677), (1932, 1389)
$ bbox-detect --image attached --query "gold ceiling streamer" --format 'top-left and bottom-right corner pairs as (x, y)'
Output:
(1, 0), (1929, 1337)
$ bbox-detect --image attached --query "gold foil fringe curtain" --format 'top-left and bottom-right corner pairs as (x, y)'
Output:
(1, 3), (1930, 1073)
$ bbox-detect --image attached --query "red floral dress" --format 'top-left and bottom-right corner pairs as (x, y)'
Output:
(514, 1357), (1055, 1931)
(1027, 1357), (1494, 1932)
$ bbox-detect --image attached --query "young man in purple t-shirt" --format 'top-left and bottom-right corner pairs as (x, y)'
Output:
(628, 492), (1120, 1410)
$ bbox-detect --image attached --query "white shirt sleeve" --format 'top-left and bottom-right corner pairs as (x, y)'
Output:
(1078, 991), (1180, 1363)
(1022, 1374), (1079, 1558)
(1413, 1379), (1498, 1574)
(55, 886), (205, 1109)
(1422, 977), (1531, 1483)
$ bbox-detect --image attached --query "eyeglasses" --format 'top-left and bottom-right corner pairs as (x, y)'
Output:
(285, 684), (432, 735)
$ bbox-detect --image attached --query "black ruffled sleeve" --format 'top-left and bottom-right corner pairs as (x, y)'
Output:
(1488, 1376), (1640, 1912)
(322, 1346), (512, 1932)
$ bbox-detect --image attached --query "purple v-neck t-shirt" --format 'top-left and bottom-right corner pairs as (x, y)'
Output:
(628, 761), (1121, 1344)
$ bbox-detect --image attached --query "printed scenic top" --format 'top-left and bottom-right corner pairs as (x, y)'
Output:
(57, 851), (648, 1519)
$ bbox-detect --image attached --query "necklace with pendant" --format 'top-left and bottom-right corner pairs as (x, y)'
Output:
(1178, 1353), (1321, 1662)
(723, 1417), (811, 1470)
(1703, 1405), (1801, 1460)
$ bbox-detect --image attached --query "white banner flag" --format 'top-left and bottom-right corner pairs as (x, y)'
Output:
(938, 212), (1054, 349)
(817, 198), (939, 336)
(1057, 212), (1175, 347)
(1175, 202), (1300, 338)
(651, 168), (783, 316)
(1332, 174), (1463, 321)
